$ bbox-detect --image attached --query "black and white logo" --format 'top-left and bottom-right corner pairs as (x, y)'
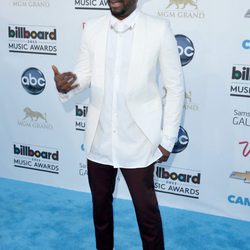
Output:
(21, 67), (46, 95)
(230, 64), (250, 98)
(175, 34), (195, 66)
(75, 0), (109, 10)
(172, 126), (189, 153)
(75, 104), (88, 131)
(13, 143), (59, 174)
(154, 165), (201, 199)
(8, 25), (57, 55)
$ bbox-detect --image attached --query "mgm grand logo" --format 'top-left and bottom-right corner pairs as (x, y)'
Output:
(166, 0), (198, 9)
(17, 107), (53, 130)
(184, 91), (199, 111)
(158, 0), (205, 19)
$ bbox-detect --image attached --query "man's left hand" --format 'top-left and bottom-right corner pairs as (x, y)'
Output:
(157, 145), (171, 163)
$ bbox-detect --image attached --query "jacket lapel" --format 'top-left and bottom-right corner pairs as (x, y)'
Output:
(93, 15), (110, 89)
(127, 12), (146, 94)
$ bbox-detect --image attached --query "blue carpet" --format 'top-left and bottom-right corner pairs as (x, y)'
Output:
(0, 178), (249, 250)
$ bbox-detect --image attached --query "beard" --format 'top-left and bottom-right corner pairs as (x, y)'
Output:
(110, 7), (127, 17)
(108, 0), (137, 19)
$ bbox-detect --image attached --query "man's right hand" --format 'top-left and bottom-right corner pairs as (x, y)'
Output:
(52, 65), (79, 94)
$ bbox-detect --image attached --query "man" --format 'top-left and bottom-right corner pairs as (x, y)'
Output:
(52, 0), (184, 249)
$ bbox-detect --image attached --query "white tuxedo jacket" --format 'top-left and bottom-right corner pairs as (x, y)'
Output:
(61, 12), (184, 155)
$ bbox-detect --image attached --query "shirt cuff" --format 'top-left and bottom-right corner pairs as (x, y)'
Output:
(160, 135), (177, 153)
(57, 84), (80, 103)
(58, 92), (71, 103)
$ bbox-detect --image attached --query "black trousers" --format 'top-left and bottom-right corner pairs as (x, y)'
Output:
(87, 159), (164, 250)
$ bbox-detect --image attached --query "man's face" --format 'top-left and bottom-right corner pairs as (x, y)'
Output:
(107, 0), (138, 20)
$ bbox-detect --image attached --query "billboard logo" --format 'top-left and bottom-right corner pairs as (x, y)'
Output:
(14, 144), (58, 160)
(156, 167), (200, 183)
(175, 35), (195, 66)
(154, 165), (201, 199)
(172, 126), (189, 153)
(230, 64), (250, 98)
(8, 25), (57, 55)
(76, 105), (88, 117)
(75, 105), (88, 131)
(13, 143), (59, 174)
(8, 26), (56, 40)
(232, 66), (250, 81)
(21, 68), (46, 95)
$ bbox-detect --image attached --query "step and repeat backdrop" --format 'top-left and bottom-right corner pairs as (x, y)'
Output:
(0, 0), (249, 222)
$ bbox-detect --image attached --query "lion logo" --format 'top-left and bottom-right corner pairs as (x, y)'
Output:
(166, 0), (198, 9)
(185, 91), (192, 103)
(23, 107), (47, 122)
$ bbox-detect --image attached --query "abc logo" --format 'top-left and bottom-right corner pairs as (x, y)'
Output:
(175, 34), (195, 66)
(172, 126), (189, 153)
(242, 40), (250, 49)
(21, 67), (46, 95)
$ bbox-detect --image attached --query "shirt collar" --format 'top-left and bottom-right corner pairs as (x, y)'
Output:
(110, 9), (139, 29)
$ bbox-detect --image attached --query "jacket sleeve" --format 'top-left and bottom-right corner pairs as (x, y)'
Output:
(158, 20), (185, 152)
(58, 24), (92, 102)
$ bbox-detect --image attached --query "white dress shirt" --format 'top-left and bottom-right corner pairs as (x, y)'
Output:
(87, 10), (176, 168)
